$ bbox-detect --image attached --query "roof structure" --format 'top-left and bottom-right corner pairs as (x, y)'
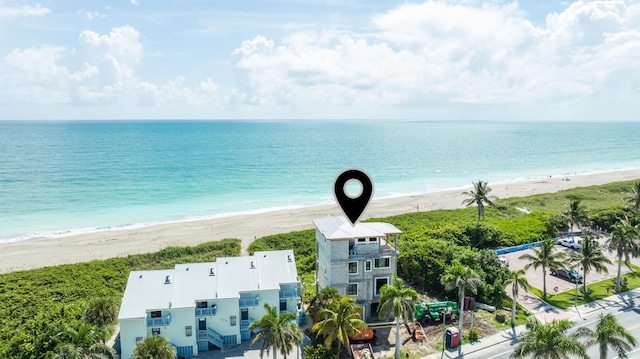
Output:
(118, 269), (175, 320)
(118, 250), (298, 320)
(312, 217), (402, 240)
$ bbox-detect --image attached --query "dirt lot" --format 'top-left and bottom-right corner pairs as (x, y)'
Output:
(372, 309), (498, 358)
(501, 237), (640, 295)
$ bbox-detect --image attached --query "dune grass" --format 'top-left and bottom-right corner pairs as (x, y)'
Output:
(500, 179), (637, 213)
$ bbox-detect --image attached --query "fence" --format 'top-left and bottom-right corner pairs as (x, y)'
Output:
(494, 238), (558, 255)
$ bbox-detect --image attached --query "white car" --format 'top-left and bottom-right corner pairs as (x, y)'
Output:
(499, 256), (509, 267)
(558, 236), (582, 249)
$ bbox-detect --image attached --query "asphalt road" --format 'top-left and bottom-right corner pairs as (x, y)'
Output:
(462, 306), (640, 359)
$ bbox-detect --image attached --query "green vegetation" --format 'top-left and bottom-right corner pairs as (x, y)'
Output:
(0, 239), (241, 359)
(131, 334), (176, 359)
(513, 318), (588, 358)
(249, 303), (302, 359)
(312, 295), (366, 351)
(379, 274), (419, 359)
(577, 312), (638, 359)
(2, 179), (640, 358)
(529, 265), (640, 309)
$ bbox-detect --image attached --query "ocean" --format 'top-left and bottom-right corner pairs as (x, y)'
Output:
(1, 120), (639, 243)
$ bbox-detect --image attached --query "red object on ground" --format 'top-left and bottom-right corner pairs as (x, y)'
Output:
(446, 327), (459, 347)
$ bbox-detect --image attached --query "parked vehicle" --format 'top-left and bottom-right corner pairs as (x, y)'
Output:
(550, 266), (583, 283)
(351, 343), (375, 359)
(499, 256), (509, 267)
(414, 301), (457, 326)
(558, 236), (582, 249)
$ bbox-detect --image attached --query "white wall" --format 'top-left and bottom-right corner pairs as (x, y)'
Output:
(159, 308), (198, 355)
(119, 318), (146, 359)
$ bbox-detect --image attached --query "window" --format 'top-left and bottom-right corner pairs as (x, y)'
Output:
(358, 238), (366, 243)
(348, 261), (358, 275)
(150, 310), (161, 318)
(347, 283), (358, 296)
(369, 237), (378, 243)
(375, 277), (389, 296)
(197, 301), (207, 309)
(374, 258), (390, 268)
(185, 326), (192, 337)
(230, 316), (237, 326)
(152, 328), (161, 335)
(365, 260), (372, 272)
(280, 299), (287, 312)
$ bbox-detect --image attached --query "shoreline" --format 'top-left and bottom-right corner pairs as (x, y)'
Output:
(2, 168), (640, 274)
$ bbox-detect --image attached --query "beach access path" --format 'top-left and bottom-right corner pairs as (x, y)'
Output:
(2, 169), (640, 273)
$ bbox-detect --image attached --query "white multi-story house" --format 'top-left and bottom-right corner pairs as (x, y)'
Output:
(118, 250), (303, 358)
(313, 217), (401, 321)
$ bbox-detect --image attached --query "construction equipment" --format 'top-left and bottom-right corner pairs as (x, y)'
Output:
(349, 328), (381, 346)
(414, 301), (458, 326)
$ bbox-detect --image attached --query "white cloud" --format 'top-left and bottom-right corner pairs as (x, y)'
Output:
(130, 0), (139, 5)
(229, 0), (640, 117)
(1, 25), (223, 110)
(80, 9), (107, 21)
(2, 0), (639, 120)
(0, 3), (49, 18)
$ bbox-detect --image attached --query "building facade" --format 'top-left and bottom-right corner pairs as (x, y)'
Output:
(118, 250), (303, 358)
(313, 217), (401, 321)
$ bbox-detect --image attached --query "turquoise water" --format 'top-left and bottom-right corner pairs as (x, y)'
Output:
(1, 120), (639, 243)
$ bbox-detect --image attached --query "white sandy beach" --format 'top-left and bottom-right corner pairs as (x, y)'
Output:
(2, 169), (640, 274)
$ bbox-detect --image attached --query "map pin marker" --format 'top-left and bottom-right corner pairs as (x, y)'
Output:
(333, 169), (374, 226)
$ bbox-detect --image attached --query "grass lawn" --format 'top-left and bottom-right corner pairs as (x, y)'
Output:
(528, 264), (640, 309)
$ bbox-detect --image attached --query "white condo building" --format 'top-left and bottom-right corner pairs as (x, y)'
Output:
(313, 217), (401, 322)
(117, 250), (303, 358)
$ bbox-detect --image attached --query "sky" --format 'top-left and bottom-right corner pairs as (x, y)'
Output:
(1, 0), (639, 121)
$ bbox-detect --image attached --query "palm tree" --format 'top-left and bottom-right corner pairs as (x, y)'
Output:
(567, 236), (611, 294)
(84, 297), (119, 343)
(576, 312), (637, 359)
(312, 295), (366, 352)
(378, 274), (419, 359)
(313, 286), (340, 312)
(512, 318), (588, 358)
(607, 216), (640, 292)
(519, 238), (566, 299)
(55, 324), (116, 359)
(564, 199), (589, 235)
(249, 303), (302, 359)
(440, 262), (482, 357)
(504, 269), (529, 327)
(462, 180), (497, 225)
(131, 334), (176, 359)
(625, 182), (640, 211)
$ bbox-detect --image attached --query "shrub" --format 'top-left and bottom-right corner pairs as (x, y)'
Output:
(303, 344), (339, 359)
(467, 327), (481, 342)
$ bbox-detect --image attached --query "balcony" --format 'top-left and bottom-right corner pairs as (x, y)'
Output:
(146, 313), (171, 327)
(195, 306), (217, 317)
(349, 244), (398, 260)
(279, 288), (297, 299)
(239, 296), (259, 308)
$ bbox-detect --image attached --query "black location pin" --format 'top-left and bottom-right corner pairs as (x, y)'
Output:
(333, 169), (374, 226)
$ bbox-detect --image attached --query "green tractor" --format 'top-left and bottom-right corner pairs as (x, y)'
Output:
(414, 301), (458, 326)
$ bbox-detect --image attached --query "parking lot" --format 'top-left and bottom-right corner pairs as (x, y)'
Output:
(502, 238), (640, 295)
